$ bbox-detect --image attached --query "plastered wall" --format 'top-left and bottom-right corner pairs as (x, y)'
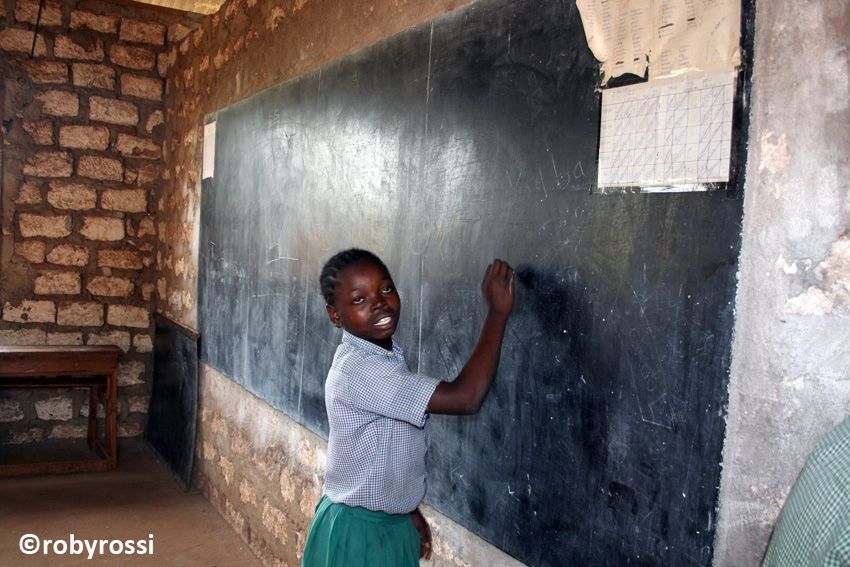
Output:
(713, 0), (850, 565)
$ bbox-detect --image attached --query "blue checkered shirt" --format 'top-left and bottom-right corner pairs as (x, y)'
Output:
(323, 331), (441, 514)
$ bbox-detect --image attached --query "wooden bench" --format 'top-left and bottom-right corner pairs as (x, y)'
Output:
(0, 345), (122, 477)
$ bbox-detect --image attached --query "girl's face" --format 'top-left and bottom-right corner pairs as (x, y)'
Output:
(326, 259), (401, 350)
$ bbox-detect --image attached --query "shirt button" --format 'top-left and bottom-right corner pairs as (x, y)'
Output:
(386, 351), (393, 358)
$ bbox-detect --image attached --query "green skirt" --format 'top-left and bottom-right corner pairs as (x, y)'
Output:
(301, 496), (419, 567)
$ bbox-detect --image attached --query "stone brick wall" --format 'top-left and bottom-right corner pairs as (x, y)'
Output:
(0, 0), (199, 446)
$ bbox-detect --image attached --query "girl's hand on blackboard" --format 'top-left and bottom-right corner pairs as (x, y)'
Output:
(481, 259), (515, 317)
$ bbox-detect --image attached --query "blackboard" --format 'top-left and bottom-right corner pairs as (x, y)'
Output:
(198, 0), (749, 564)
(147, 313), (200, 490)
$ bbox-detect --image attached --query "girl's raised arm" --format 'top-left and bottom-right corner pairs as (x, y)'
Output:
(427, 259), (515, 415)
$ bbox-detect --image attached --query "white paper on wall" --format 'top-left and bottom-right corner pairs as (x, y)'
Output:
(597, 69), (736, 188)
(650, 0), (742, 79)
(576, 0), (651, 82)
(576, 0), (740, 83)
(203, 120), (216, 180)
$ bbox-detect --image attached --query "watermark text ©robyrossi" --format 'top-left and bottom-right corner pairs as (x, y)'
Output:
(19, 533), (154, 559)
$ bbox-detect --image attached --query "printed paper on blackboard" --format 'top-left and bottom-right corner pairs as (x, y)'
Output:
(598, 70), (735, 188)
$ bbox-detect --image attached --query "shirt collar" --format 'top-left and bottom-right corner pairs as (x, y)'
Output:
(341, 330), (403, 359)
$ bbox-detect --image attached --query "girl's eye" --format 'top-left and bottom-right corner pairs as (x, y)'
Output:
(381, 286), (393, 293)
(352, 297), (364, 305)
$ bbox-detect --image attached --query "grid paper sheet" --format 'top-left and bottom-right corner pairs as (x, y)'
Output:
(598, 70), (736, 189)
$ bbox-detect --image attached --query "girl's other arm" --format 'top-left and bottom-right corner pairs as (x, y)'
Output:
(411, 507), (432, 559)
(427, 259), (515, 415)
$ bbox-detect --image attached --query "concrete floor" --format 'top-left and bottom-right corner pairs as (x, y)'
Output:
(0, 439), (262, 566)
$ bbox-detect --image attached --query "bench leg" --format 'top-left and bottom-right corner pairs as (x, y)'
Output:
(106, 368), (118, 468)
(88, 386), (97, 448)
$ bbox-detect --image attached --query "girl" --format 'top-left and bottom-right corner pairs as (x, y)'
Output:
(302, 248), (515, 567)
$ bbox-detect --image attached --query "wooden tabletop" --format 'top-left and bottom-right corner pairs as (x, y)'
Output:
(0, 345), (123, 354)
(0, 345), (123, 378)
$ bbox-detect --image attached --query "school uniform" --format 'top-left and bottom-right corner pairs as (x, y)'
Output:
(761, 416), (850, 567)
(302, 331), (441, 567)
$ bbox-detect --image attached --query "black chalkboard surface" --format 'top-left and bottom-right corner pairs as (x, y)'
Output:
(147, 314), (200, 490)
(198, 1), (746, 564)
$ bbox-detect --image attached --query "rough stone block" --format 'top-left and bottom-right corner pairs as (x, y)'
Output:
(80, 216), (125, 241)
(8, 429), (45, 444)
(119, 19), (165, 45)
(220, 456), (234, 485)
(168, 23), (191, 44)
(22, 60), (68, 84)
(34, 271), (81, 295)
(114, 134), (161, 160)
(240, 479), (257, 505)
(137, 217), (156, 238)
(109, 44), (155, 70)
(118, 360), (145, 386)
(15, 0), (63, 26)
(79, 401), (106, 418)
(90, 96), (138, 126)
(77, 155), (123, 181)
(57, 301), (103, 326)
(36, 90), (79, 117)
(14, 240), (46, 263)
(35, 396), (73, 421)
(145, 110), (164, 133)
(2, 299), (56, 323)
(128, 396), (149, 413)
(0, 28), (47, 55)
(0, 399), (25, 422)
(47, 181), (97, 210)
(23, 151), (73, 177)
(22, 120), (53, 145)
(70, 11), (117, 34)
(262, 502), (288, 543)
(120, 74), (163, 101)
(101, 188), (147, 213)
(86, 329), (131, 351)
(54, 35), (104, 61)
(19, 213), (72, 238)
(97, 249), (142, 269)
(87, 275), (134, 297)
(47, 244), (89, 266)
(72, 63), (115, 90)
(59, 125), (110, 150)
(49, 424), (87, 438)
(140, 282), (155, 301)
(0, 328), (47, 345)
(118, 421), (144, 437)
(133, 333), (153, 352)
(157, 50), (173, 77)
(202, 441), (217, 462)
(133, 163), (161, 186)
(15, 181), (43, 205)
(107, 305), (149, 328)
(46, 332), (84, 345)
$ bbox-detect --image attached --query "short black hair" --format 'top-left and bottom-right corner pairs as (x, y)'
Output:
(319, 248), (389, 306)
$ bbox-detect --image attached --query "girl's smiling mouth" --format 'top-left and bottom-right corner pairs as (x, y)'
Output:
(374, 315), (394, 327)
